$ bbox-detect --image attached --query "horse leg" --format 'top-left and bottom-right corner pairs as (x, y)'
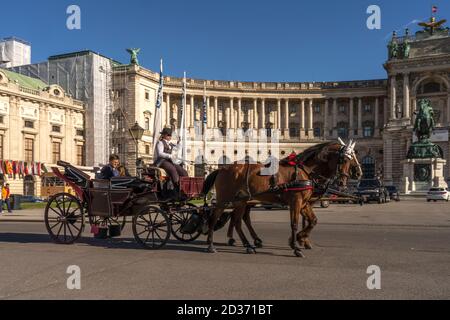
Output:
(289, 197), (305, 258)
(231, 205), (256, 254)
(242, 206), (263, 248)
(297, 204), (318, 250)
(206, 207), (224, 253)
(227, 210), (237, 246)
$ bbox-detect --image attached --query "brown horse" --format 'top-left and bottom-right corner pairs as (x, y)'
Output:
(201, 140), (362, 257)
(225, 152), (363, 250)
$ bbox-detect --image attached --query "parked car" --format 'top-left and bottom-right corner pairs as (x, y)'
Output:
(426, 187), (450, 202)
(355, 179), (389, 204)
(385, 185), (401, 202)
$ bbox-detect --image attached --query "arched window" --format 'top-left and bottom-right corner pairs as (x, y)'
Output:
(361, 156), (376, 179)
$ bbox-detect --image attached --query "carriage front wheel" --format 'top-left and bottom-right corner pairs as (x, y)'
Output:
(45, 193), (84, 244)
(132, 206), (171, 250)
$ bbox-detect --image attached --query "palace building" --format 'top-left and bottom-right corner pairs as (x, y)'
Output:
(8, 16), (450, 191)
(0, 68), (85, 196)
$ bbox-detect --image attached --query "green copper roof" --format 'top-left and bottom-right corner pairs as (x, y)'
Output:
(0, 68), (48, 91)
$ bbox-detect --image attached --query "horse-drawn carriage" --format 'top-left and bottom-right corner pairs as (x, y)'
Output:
(45, 140), (363, 257)
(44, 161), (218, 249)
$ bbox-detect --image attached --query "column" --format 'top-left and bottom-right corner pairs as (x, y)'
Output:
(308, 99), (314, 137)
(403, 73), (410, 120)
(390, 75), (397, 120)
(384, 97), (388, 125)
(300, 99), (305, 138)
(165, 93), (171, 126)
(237, 98), (242, 129)
(229, 98), (234, 129)
(261, 99), (266, 129)
(190, 95), (195, 127)
(349, 98), (354, 137)
(357, 98), (363, 137)
(253, 98), (258, 129)
(332, 98), (338, 138)
(206, 96), (211, 128)
(374, 97), (380, 137)
(214, 97), (219, 128)
(284, 99), (290, 138)
(324, 99), (329, 138)
(277, 99), (281, 131)
(447, 93), (450, 124)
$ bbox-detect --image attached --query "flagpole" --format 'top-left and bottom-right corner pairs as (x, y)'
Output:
(152, 58), (164, 159)
(178, 71), (187, 166)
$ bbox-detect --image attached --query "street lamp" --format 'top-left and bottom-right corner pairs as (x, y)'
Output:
(129, 122), (145, 178)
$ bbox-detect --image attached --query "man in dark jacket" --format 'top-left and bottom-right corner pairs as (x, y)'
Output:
(100, 155), (120, 180)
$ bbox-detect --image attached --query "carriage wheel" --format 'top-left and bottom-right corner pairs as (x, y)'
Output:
(89, 215), (126, 231)
(45, 193), (84, 245)
(132, 206), (171, 250)
(170, 203), (202, 243)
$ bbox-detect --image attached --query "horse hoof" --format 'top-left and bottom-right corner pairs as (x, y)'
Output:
(228, 238), (236, 246)
(207, 246), (217, 254)
(294, 249), (305, 258)
(304, 242), (313, 250)
(246, 247), (257, 254)
(254, 239), (263, 248)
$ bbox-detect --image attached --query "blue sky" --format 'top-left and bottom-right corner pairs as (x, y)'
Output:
(0, 0), (447, 82)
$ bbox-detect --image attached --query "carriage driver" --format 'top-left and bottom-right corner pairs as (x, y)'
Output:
(154, 128), (188, 189)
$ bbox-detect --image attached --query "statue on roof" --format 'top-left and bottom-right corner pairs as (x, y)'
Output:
(388, 32), (399, 59)
(126, 48), (141, 66)
(418, 16), (448, 36)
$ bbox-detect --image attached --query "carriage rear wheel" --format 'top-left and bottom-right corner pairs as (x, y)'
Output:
(132, 206), (171, 250)
(45, 193), (84, 245)
(170, 203), (202, 243)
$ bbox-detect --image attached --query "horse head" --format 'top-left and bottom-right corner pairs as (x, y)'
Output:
(335, 138), (362, 187)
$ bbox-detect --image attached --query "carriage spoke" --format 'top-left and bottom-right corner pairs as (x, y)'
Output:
(50, 221), (62, 231)
(49, 207), (63, 217)
(67, 224), (75, 238)
(137, 230), (148, 236)
(154, 230), (163, 241)
(63, 223), (67, 242)
(56, 222), (64, 237)
(70, 223), (81, 233)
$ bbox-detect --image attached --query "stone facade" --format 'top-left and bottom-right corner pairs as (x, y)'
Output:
(0, 69), (85, 196)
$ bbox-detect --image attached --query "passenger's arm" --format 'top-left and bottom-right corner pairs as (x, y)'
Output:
(156, 141), (172, 160)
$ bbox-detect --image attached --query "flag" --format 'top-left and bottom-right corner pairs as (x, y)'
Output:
(202, 82), (208, 128)
(152, 59), (164, 155)
(432, 5), (438, 13)
(41, 163), (48, 174)
(37, 162), (41, 176)
(5, 160), (13, 175)
(24, 162), (29, 175)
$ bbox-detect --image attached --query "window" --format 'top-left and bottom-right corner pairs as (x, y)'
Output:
(314, 127), (321, 137)
(145, 90), (150, 100)
(52, 125), (61, 133)
(364, 104), (372, 113)
(24, 120), (34, 129)
(314, 105), (321, 113)
(289, 127), (299, 137)
(24, 138), (34, 162)
(0, 135), (3, 159)
(0, 116), (3, 124)
(337, 122), (349, 139)
(144, 117), (150, 131)
(363, 126), (374, 137)
(339, 105), (346, 114)
(52, 142), (61, 164)
(145, 145), (150, 155)
(76, 129), (84, 137)
(76, 145), (84, 166)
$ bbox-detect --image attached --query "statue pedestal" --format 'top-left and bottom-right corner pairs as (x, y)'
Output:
(401, 158), (447, 194)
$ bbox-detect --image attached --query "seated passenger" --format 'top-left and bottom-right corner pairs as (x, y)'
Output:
(100, 154), (120, 180)
(154, 128), (188, 188)
(118, 165), (131, 177)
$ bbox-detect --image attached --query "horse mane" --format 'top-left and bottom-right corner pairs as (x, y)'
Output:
(280, 142), (336, 165)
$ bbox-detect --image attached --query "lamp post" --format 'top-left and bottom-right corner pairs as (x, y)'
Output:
(129, 122), (145, 178)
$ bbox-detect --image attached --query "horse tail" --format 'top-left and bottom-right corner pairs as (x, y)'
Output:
(202, 170), (220, 198)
